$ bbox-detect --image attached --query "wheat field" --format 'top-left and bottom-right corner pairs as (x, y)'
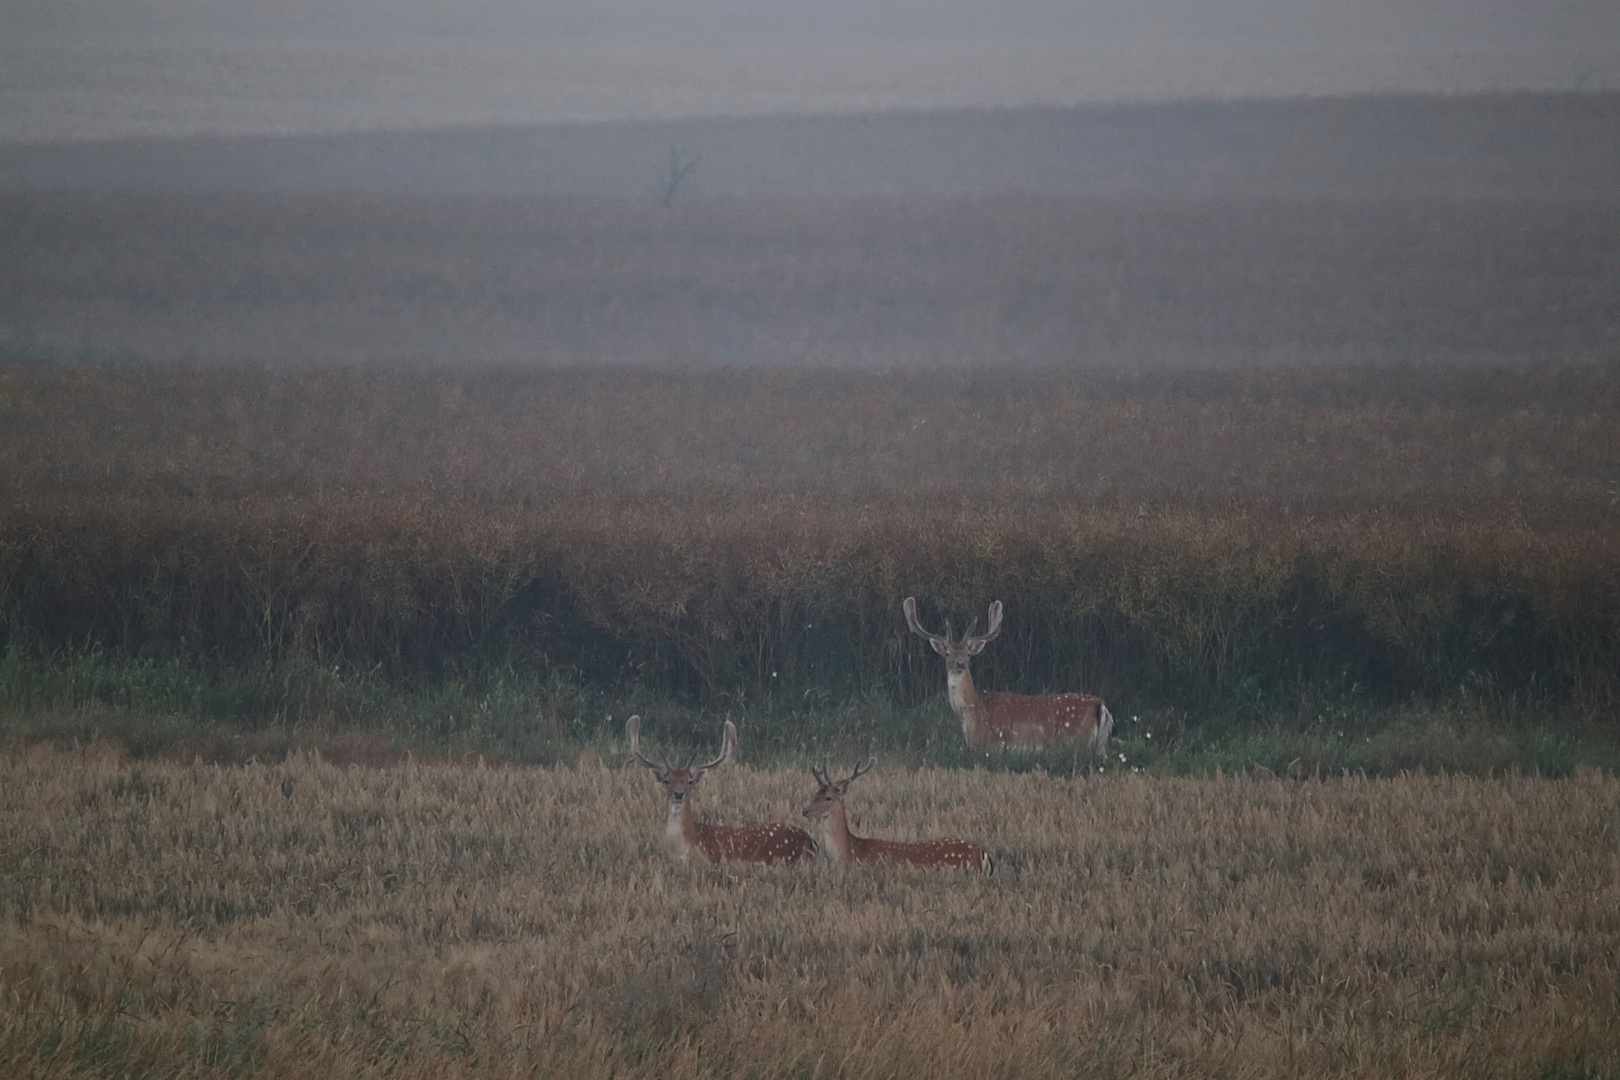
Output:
(2, 743), (1616, 1078)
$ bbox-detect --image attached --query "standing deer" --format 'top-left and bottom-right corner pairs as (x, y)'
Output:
(904, 596), (1113, 751)
(627, 715), (816, 865)
(801, 758), (993, 873)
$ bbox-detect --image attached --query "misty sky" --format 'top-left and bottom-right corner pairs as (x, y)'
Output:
(4, 0), (1618, 141)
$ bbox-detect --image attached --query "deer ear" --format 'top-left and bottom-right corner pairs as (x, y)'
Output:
(965, 638), (990, 656)
(927, 637), (950, 657)
(689, 767), (707, 785)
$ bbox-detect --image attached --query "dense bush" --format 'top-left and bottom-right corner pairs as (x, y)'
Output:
(3, 362), (1616, 724)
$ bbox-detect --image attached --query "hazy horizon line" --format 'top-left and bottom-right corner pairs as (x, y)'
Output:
(4, 40), (1614, 145)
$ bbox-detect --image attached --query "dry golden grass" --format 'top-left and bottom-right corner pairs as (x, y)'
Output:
(2, 744), (1616, 1078)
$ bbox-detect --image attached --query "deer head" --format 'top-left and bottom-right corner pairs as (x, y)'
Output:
(627, 714), (736, 808)
(904, 596), (1002, 675)
(801, 757), (876, 823)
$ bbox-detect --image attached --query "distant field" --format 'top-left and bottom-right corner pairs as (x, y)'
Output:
(2, 189), (1617, 368)
(2, 745), (1616, 1078)
(4, 93), (1618, 199)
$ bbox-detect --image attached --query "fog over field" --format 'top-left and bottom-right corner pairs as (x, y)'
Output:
(4, 0), (1618, 142)
(4, 90), (1618, 370)
(4, 0), (1617, 373)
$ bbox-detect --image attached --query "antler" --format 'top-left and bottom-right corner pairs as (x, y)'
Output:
(903, 596), (951, 645)
(625, 715), (668, 773)
(695, 720), (737, 772)
(964, 600), (1003, 648)
(847, 756), (877, 784)
(906, 596), (1005, 649)
(627, 715), (735, 774)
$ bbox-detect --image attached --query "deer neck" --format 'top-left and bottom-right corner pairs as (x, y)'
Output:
(666, 796), (699, 862)
(816, 802), (857, 863)
(947, 666), (987, 741)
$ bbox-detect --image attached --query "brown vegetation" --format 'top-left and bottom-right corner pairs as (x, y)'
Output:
(1, 744), (1616, 1078)
(2, 361), (1618, 718)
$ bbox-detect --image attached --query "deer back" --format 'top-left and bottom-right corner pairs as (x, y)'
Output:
(850, 835), (993, 873)
(973, 691), (1111, 749)
(804, 758), (993, 874)
(696, 821), (817, 865)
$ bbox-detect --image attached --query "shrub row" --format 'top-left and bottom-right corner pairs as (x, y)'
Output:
(4, 490), (1616, 719)
(5, 361), (1616, 723)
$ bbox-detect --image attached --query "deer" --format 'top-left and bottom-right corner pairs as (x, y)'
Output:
(904, 596), (1114, 751)
(802, 758), (993, 873)
(627, 715), (816, 865)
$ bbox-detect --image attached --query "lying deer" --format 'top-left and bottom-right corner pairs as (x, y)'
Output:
(905, 596), (1113, 751)
(801, 758), (993, 873)
(627, 715), (816, 865)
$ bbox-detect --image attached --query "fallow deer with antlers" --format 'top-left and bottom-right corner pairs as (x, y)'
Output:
(904, 596), (1113, 751)
(802, 758), (993, 873)
(627, 715), (816, 865)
